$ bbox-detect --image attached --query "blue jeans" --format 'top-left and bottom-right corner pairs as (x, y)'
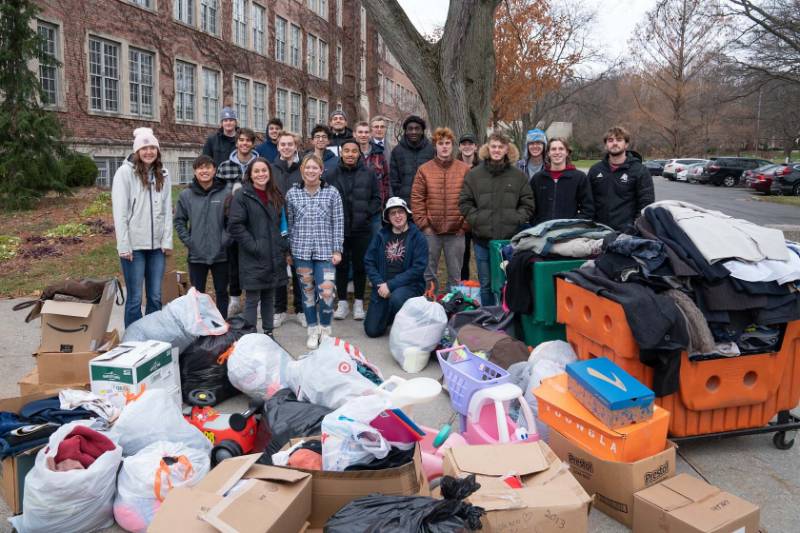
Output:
(473, 241), (495, 306)
(120, 249), (166, 327)
(295, 259), (336, 327)
(364, 284), (423, 338)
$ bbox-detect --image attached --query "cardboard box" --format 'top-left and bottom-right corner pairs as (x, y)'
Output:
(534, 373), (670, 462)
(89, 340), (180, 408)
(281, 437), (429, 528)
(161, 270), (190, 305)
(633, 473), (760, 533)
(548, 428), (676, 526)
(35, 329), (119, 385)
(149, 454), (312, 533)
(566, 358), (655, 428)
(17, 367), (89, 395)
(443, 441), (592, 532)
(38, 279), (116, 353)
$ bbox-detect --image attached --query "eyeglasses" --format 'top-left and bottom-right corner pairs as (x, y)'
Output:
(313, 135), (329, 140)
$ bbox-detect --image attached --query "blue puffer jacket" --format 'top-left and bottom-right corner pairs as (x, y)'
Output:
(364, 223), (428, 293)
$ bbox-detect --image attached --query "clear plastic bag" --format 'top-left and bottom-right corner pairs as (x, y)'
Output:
(113, 441), (210, 533)
(109, 388), (212, 456)
(389, 297), (448, 373)
(227, 333), (292, 400)
(320, 395), (392, 471)
(123, 288), (229, 353)
(9, 421), (123, 533)
(525, 340), (577, 440)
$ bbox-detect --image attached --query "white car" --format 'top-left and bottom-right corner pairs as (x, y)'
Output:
(676, 161), (709, 182)
(663, 159), (707, 181)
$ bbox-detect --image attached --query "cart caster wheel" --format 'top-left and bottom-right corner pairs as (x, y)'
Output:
(773, 431), (795, 450)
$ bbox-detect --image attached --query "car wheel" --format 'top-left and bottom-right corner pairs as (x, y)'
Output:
(793, 184), (800, 197)
(723, 176), (737, 187)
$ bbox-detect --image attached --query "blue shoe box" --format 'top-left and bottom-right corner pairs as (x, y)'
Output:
(566, 358), (655, 429)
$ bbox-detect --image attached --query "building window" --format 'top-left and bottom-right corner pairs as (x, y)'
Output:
(37, 21), (59, 106)
(289, 24), (301, 68)
(359, 56), (366, 94)
(290, 91), (301, 134)
(318, 40), (328, 80)
(175, 60), (196, 121)
(306, 33), (317, 77)
(319, 99), (328, 124)
(276, 88), (288, 127)
(201, 0), (219, 35)
(131, 0), (152, 7)
(252, 3), (265, 54)
(253, 81), (267, 132)
(202, 67), (220, 125)
(178, 158), (195, 185)
(308, 0), (327, 19)
(233, 0), (247, 47)
(336, 44), (342, 84)
(234, 76), (249, 127)
(94, 157), (125, 188)
(307, 97), (318, 134)
(275, 16), (287, 63)
(360, 6), (367, 42)
(174, 0), (194, 25)
(384, 78), (392, 105)
(336, 0), (342, 27)
(89, 37), (120, 112)
(128, 48), (154, 117)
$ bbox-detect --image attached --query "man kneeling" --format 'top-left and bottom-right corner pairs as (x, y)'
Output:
(363, 197), (428, 337)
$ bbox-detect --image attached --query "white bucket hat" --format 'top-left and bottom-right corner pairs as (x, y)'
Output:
(383, 196), (413, 222)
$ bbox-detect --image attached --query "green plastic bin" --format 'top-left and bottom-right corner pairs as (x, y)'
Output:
(520, 319), (567, 347)
(489, 239), (510, 295)
(531, 259), (585, 325)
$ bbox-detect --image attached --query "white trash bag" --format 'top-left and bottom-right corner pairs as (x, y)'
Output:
(123, 287), (229, 353)
(320, 395), (391, 471)
(9, 422), (123, 533)
(109, 388), (212, 456)
(227, 333), (292, 400)
(389, 296), (447, 373)
(113, 441), (210, 533)
(526, 340), (577, 440)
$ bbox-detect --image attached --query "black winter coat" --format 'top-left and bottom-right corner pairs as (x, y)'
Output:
(330, 127), (354, 148)
(326, 157), (382, 236)
(272, 157), (302, 195)
(228, 184), (289, 291)
(389, 136), (435, 203)
(530, 166), (595, 226)
(202, 128), (238, 167)
(588, 151), (654, 232)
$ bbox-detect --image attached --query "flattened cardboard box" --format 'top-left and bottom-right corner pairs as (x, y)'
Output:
(443, 441), (592, 533)
(548, 428), (676, 527)
(35, 329), (119, 384)
(38, 278), (116, 353)
(17, 367), (89, 396)
(634, 473), (760, 533)
(149, 454), (311, 533)
(281, 436), (429, 528)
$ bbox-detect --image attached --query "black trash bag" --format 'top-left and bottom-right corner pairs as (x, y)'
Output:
(324, 474), (485, 533)
(445, 306), (516, 344)
(257, 389), (333, 464)
(179, 314), (256, 404)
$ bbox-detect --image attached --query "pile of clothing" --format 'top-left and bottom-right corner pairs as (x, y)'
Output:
(560, 200), (800, 396)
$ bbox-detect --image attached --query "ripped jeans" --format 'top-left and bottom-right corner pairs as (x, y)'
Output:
(294, 259), (336, 327)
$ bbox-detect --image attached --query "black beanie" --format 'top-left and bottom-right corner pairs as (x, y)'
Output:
(403, 115), (426, 131)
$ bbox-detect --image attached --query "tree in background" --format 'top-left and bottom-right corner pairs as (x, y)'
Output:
(0, 0), (66, 209)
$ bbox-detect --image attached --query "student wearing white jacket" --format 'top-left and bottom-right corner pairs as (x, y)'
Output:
(112, 128), (173, 327)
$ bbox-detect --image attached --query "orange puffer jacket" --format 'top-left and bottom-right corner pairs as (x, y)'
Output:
(410, 157), (471, 234)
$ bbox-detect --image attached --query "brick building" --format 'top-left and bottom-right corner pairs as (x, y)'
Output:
(32, 0), (425, 186)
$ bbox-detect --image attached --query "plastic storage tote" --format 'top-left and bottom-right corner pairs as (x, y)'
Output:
(489, 240), (510, 297)
(436, 345), (511, 415)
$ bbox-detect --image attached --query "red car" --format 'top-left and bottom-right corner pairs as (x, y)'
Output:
(745, 164), (790, 195)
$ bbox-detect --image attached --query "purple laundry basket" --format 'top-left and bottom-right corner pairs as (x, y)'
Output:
(437, 345), (511, 415)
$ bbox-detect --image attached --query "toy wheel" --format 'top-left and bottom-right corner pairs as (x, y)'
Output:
(772, 431), (795, 450)
(211, 440), (243, 466)
(187, 389), (217, 407)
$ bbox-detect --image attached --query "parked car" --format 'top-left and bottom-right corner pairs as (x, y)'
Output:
(699, 157), (773, 187)
(643, 160), (667, 176)
(745, 164), (782, 194)
(676, 161), (709, 182)
(663, 159), (707, 181)
(773, 164), (800, 196)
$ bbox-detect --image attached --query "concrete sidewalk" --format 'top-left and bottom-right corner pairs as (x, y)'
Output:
(0, 297), (797, 532)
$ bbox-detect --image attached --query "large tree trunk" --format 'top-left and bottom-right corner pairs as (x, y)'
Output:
(362, 0), (501, 142)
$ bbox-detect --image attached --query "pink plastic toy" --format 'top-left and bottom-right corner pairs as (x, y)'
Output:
(461, 383), (539, 445)
(418, 424), (468, 481)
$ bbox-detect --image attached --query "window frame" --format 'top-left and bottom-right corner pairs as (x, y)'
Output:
(275, 15), (287, 63)
(289, 23), (301, 68)
(251, 2), (266, 55)
(289, 91), (302, 135)
(174, 0), (194, 26)
(232, 0), (248, 48)
(253, 81), (268, 132)
(276, 87), (289, 128)
(175, 59), (197, 122)
(36, 19), (62, 108)
(88, 35), (121, 113)
(200, 0), (219, 36)
(234, 75), (250, 128)
(201, 67), (221, 126)
(128, 46), (155, 118)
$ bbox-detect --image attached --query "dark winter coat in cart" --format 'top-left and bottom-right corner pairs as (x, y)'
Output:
(326, 156), (382, 237)
(227, 183), (289, 291)
(174, 178), (230, 265)
(529, 165), (595, 226)
(389, 135), (435, 203)
(587, 150), (654, 232)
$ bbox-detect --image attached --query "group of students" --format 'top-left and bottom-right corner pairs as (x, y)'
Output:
(111, 106), (655, 349)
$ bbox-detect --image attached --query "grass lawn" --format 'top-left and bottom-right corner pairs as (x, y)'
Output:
(572, 159), (599, 170)
(752, 195), (800, 207)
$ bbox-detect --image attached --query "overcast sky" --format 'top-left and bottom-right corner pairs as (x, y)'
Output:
(397, 0), (659, 65)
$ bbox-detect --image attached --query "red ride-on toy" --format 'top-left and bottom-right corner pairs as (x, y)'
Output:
(184, 389), (267, 465)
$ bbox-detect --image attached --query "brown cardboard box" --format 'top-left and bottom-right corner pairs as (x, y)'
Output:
(281, 437), (429, 528)
(443, 441), (592, 533)
(149, 454), (312, 533)
(18, 367), (89, 395)
(0, 392), (63, 514)
(35, 329), (119, 384)
(38, 279), (116, 353)
(548, 428), (677, 526)
(633, 473), (760, 533)
(161, 270), (190, 305)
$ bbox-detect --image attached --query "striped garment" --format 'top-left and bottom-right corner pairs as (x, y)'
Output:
(286, 182), (345, 261)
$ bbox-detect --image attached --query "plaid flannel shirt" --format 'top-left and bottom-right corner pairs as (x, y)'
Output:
(286, 183), (344, 261)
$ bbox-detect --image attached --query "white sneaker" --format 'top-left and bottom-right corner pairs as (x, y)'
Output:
(227, 296), (242, 316)
(333, 300), (350, 320)
(297, 313), (308, 328)
(319, 325), (332, 340)
(353, 299), (365, 320)
(273, 312), (287, 328)
(306, 325), (321, 349)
